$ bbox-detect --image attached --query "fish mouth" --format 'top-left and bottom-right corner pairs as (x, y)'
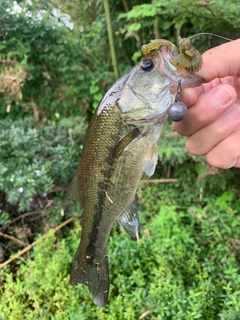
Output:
(158, 47), (204, 89)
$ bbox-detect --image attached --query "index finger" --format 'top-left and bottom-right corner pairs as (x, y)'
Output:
(197, 38), (240, 82)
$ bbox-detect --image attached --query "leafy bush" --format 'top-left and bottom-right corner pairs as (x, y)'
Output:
(0, 181), (240, 319)
(0, 0), (116, 120)
(0, 116), (85, 212)
(119, 0), (240, 56)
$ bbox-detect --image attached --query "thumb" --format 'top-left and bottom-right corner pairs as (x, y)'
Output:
(197, 39), (240, 82)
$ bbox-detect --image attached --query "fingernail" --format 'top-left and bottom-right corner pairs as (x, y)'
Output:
(225, 105), (240, 121)
(212, 87), (232, 106)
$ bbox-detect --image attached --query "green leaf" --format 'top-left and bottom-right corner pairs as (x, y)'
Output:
(175, 18), (187, 29)
(89, 85), (99, 95)
(127, 23), (141, 33)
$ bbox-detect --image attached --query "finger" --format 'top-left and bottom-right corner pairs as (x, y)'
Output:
(180, 87), (198, 107)
(180, 79), (228, 109)
(185, 104), (240, 155)
(233, 156), (240, 168)
(205, 127), (240, 169)
(173, 84), (237, 136)
(197, 39), (240, 82)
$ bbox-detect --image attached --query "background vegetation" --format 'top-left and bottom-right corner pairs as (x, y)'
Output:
(1, 0), (240, 319)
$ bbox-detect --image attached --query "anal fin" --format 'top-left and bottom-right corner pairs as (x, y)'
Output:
(118, 200), (139, 239)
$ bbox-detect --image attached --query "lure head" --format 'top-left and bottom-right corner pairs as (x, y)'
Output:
(167, 102), (188, 122)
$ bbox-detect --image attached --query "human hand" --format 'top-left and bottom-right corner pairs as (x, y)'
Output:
(173, 39), (240, 168)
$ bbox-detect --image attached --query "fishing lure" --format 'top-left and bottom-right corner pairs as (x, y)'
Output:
(171, 37), (203, 74)
(141, 36), (203, 74)
(141, 39), (177, 55)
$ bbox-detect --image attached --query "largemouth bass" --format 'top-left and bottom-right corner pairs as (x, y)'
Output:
(68, 41), (203, 307)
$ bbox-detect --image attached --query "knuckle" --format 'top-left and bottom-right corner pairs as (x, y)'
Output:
(185, 138), (203, 155)
(206, 152), (235, 169)
(213, 125), (226, 136)
(205, 154), (224, 168)
(172, 123), (189, 136)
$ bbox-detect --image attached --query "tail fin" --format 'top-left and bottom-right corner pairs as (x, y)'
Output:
(70, 251), (109, 307)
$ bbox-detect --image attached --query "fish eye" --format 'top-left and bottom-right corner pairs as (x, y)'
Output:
(140, 59), (154, 72)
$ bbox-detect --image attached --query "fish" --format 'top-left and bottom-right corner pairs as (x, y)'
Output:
(67, 41), (203, 307)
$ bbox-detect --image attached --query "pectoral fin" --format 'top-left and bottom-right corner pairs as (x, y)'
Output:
(114, 127), (140, 158)
(143, 144), (158, 177)
(118, 200), (139, 239)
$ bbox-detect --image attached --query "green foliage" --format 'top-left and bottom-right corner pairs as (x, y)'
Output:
(158, 120), (205, 167)
(3, 0), (239, 122)
(0, 211), (11, 228)
(0, 116), (85, 212)
(0, 229), (86, 320)
(1, 181), (240, 319)
(119, 0), (240, 55)
(0, 0), (115, 120)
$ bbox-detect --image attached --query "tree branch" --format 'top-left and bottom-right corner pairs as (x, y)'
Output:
(0, 232), (26, 246)
(0, 217), (76, 270)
